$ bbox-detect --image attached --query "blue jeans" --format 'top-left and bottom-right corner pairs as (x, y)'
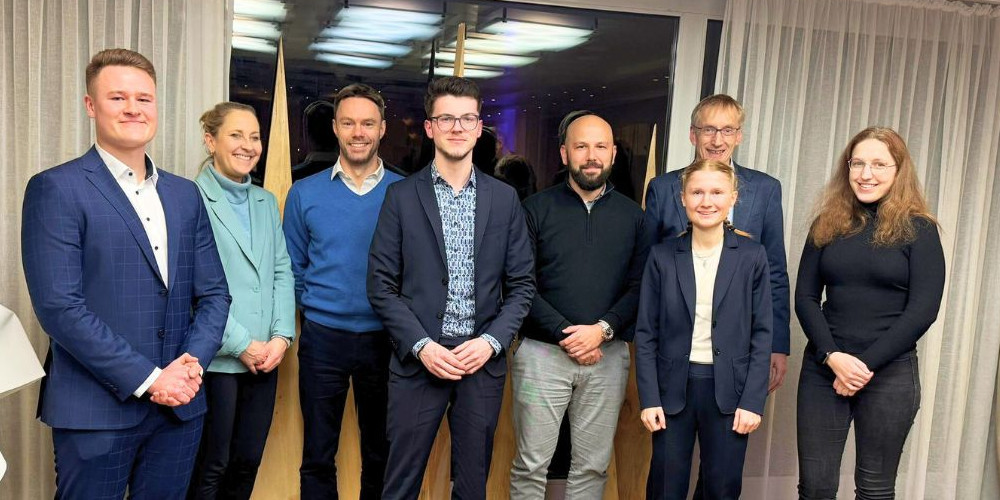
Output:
(797, 350), (920, 500)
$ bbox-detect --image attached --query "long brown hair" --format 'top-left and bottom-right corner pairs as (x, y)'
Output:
(679, 159), (751, 238)
(809, 127), (937, 247)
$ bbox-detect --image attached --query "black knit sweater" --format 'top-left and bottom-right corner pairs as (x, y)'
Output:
(521, 183), (647, 344)
(795, 205), (945, 371)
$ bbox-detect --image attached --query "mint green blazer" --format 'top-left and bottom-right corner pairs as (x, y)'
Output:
(195, 167), (295, 373)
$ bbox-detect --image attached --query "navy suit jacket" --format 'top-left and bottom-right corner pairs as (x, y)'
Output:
(642, 162), (790, 354)
(634, 230), (773, 416)
(367, 165), (535, 377)
(21, 147), (231, 430)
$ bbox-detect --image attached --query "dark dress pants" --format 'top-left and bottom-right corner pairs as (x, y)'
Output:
(647, 364), (749, 500)
(381, 347), (506, 500)
(188, 369), (278, 500)
(299, 319), (391, 500)
(797, 350), (920, 500)
(53, 405), (204, 500)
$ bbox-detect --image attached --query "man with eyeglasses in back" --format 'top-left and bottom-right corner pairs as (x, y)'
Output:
(367, 76), (535, 500)
(642, 95), (790, 495)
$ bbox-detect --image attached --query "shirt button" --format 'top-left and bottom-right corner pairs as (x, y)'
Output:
(146, 217), (150, 222)
(154, 246), (159, 250)
(135, 190), (139, 195)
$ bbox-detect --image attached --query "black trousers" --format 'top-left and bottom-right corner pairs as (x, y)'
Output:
(797, 350), (920, 500)
(188, 369), (278, 500)
(381, 349), (506, 500)
(298, 319), (391, 500)
(647, 364), (749, 500)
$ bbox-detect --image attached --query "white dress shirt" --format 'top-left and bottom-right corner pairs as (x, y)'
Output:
(331, 158), (385, 195)
(95, 145), (167, 397)
(690, 241), (723, 364)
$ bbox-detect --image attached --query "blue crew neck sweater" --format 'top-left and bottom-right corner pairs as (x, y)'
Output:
(284, 168), (403, 332)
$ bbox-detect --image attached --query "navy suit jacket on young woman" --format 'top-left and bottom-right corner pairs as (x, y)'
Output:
(367, 165), (535, 378)
(643, 163), (789, 355)
(21, 147), (231, 430)
(634, 229), (773, 417)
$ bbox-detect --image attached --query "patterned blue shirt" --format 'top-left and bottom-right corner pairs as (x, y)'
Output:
(411, 165), (501, 357)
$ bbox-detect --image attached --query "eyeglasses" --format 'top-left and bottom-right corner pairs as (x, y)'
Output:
(429, 114), (481, 131)
(847, 159), (896, 173)
(692, 125), (740, 137)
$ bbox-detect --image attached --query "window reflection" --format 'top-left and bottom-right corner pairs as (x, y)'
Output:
(231, 1), (678, 202)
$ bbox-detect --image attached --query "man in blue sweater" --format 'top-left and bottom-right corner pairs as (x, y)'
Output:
(283, 83), (404, 499)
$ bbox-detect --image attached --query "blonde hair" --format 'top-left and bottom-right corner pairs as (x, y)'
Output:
(679, 159), (751, 238)
(809, 127), (937, 247)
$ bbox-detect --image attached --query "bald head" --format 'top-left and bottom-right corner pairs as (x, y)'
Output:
(560, 113), (616, 192)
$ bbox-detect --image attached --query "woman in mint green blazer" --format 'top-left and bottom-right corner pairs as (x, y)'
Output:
(187, 102), (295, 500)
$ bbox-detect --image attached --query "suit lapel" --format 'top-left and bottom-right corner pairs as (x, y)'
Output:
(473, 171), (491, 254)
(671, 173), (687, 230)
(249, 189), (268, 270)
(416, 169), (447, 267)
(712, 231), (740, 312)
(197, 170), (258, 270)
(733, 163), (756, 231)
(157, 174), (180, 290)
(82, 148), (164, 285)
(675, 237), (696, 324)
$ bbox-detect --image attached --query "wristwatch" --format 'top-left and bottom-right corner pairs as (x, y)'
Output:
(597, 320), (614, 342)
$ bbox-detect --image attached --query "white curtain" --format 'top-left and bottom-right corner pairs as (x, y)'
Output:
(0, 1), (229, 498)
(717, 0), (1000, 498)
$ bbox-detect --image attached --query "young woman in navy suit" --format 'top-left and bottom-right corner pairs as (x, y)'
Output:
(635, 159), (773, 499)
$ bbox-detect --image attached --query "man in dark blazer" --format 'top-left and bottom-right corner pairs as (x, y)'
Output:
(21, 48), (230, 498)
(368, 76), (535, 500)
(643, 94), (790, 391)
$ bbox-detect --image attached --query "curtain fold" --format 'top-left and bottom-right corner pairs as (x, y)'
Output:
(0, 1), (228, 498)
(718, 1), (1000, 498)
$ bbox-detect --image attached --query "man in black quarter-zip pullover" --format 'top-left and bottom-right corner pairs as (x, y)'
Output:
(509, 111), (647, 499)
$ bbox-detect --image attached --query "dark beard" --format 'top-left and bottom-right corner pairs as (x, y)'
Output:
(570, 162), (611, 191)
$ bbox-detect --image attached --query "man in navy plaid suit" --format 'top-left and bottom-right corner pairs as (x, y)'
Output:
(21, 48), (230, 499)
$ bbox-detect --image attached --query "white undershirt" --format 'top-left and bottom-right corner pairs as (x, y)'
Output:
(95, 145), (167, 397)
(690, 240), (723, 364)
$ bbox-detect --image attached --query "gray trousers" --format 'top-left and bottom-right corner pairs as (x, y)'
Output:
(509, 338), (630, 500)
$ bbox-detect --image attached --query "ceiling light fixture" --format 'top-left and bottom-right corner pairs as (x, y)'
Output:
(232, 36), (277, 54)
(428, 50), (538, 68)
(233, 19), (281, 40)
(311, 39), (412, 58)
(316, 53), (393, 69)
(234, 0), (287, 22)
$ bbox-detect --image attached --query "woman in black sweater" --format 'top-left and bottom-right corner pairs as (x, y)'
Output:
(795, 127), (945, 499)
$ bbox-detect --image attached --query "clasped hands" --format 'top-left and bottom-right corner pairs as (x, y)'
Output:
(826, 352), (874, 397)
(148, 353), (203, 407)
(418, 338), (495, 380)
(559, 323), (605, 366)
(238, 338), (289, 375)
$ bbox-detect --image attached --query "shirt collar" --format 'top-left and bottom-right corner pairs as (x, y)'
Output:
(96, 143), (158, 185)
(431, 162), (476, 188)
(331, 157), (384, 182)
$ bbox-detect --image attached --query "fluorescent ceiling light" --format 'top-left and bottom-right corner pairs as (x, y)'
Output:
(316, 53), (393, 69)
(481, 19), (592, 39)
(232, 36), (277, 53)
(336, 6), (440, 26)
(233, 19), (281, 40)
(321, 24), (440, 43)
(455, 35), (588, 54)
(234, 0), (287, 21)
(426, 66), (504, 79)
(311, 39), (411, 58)
(429, 51), (538, 68)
